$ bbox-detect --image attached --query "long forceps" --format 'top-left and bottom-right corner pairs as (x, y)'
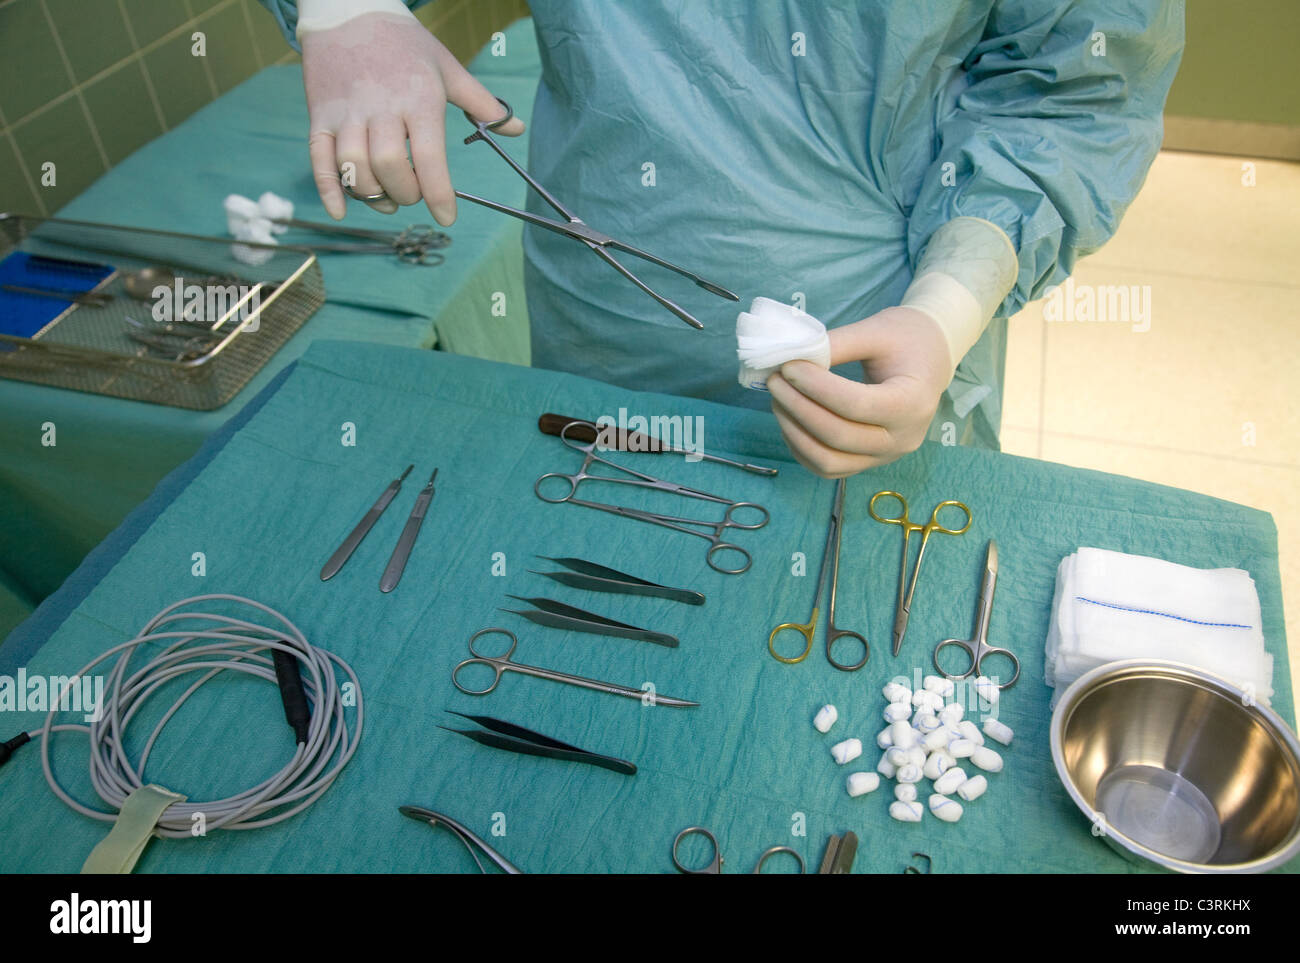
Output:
(535, 422), (769, 574)
(768, 479), (869, 671)
(869, 491), (973, 657)
(672, 827), (804, 874)
(934, 540), (1020, 689)
(452, 628), (699, 707)
(454, 99), (739, 329)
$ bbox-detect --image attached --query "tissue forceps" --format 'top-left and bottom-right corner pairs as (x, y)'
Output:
(535, 422), (769, 574)
(869, 491), (973, 657)
(768, 478), (869, 671)
(454, 99), (739, 329)
(933, 540), (1019, 689)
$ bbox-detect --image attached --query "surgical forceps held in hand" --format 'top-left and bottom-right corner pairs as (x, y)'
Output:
(869, 491), (973, 657)
(768, 479), (869, 671)
(535, 423), (769, 574)
(452, 628), (699, 707)
(672, 827), (804, 874)
(454, 99), (739, 329)
(934, 540), (1020, 689)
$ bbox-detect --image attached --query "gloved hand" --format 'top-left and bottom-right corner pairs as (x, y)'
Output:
(300, 10), (525, 222)
(765, 306), (952, 477)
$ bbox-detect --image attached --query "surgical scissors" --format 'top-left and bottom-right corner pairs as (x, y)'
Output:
(868, 491), (973, 657)
(768, 479), (869, 670)
(454, 99), (739, 329)
(535, 422), (769, 574)
(672, 826), (804, 874)
(452, 628), (699, 707)
(933, 540), (1020, 688)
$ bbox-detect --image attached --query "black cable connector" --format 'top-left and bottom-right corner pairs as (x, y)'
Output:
(272, 649), (312, 744)
(0, 732), (31, 767)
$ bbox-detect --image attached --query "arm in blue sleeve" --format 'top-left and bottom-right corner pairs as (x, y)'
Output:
(906, 0), (1185, 316)
(255, 0), (434, 49)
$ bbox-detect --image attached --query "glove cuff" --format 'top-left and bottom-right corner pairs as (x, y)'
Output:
(297, 0), (417, 38)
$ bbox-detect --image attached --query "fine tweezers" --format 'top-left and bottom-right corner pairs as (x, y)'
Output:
(320, 464), (412, 581)
(530, 556), (706, 606)
(501, 595), (679, 648)
(456, 98), (739, 330)
(380, 467), (439, 593)
(439, 710), (637, 776)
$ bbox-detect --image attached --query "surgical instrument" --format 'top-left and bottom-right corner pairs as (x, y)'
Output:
(380, 467), (439, 593)
(502, 595), (679, 648)
(454, 98), (739, 329)
(934, 540), (1020, 689)
(452, 628), (699, 707)
(904, 852), (933, 874)
(320, 464), (414, 581)
(768, 478), (869, 670)
(399, 805), (522, 874)
(530, 556), (706, 606)
(2, 283), (112, 306)
(538, 412), (778, 476)
(817, 831), (859, 874)
(869, 490), (973, 657)
(536, 422), (769, 574)
(438, 710), (637, 776)
(672, 826), (804, 874)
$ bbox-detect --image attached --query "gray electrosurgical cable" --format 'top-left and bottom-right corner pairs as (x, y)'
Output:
(15, 594), (362, 839)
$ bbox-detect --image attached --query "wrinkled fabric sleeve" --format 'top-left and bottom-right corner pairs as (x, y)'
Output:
(256, 0), (433, 47)
(906, 0), (1184, 317)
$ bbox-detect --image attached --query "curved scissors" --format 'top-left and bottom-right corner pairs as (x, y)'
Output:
(535, 423), (769, 575)
(868, 491), (972, 657)
(768, 478), (869, 670)
(934, 540), (1020, 688)
(671, 827), (804, 874)
(452, 628), (699, 707)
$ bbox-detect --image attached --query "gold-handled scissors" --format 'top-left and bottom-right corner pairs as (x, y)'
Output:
(868, 491), (973, 657)
(934, 540), (1020, 688)
(768, 478), (869, 671)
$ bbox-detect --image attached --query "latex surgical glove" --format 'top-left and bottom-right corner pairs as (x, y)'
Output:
(299, 7), (525, 223)
(766, 306), (953, 477)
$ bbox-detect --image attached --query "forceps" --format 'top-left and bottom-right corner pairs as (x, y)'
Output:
(933, 540), (1020, 689)
(452, 628), (699, 707)
(535, 422), (769, 575)
(672, 827), (804, 874)
(455, 99), (738, 329)
(768, 479), (869, 671)
(868, 491), (973, 657)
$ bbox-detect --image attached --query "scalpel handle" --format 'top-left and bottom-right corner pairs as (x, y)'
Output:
(380, 475), (437, 593)
(320, 479), (405, 581)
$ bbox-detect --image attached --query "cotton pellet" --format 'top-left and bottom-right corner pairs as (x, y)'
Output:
(886, 747), (910, 769)
(847, 772), (880, 797)
(876, 727), (895, 750)
(914, 712), (942, 733)
(905, 745), (926, 768)
(831, 738), (863, 765)
(938, 701), (964, 726)
(923, 750), (955, 781)
(877, 756), (898, 779)
(928, 793), (964, 823)
(889, 720), (918, 749)
(883, 681), (911, 703)
(970, 746), (1004, 772)
(933, 767), (967, 796)
(883, 702), (911, 724)
(812, 704), (839, 733)
(974, 676), (1001, 706)
(896, 763), (923, 784)
(889, 800), (924, 823)
(923, 675), (955, 698)
(948, 738), (976, 759)
(982, 718), (1014, 746)
(894, 783), (918, 802)
(922, 728), (951, 753)
(912, 690), (943, 713)
(957, 774), (988, 801)
(956, 720), (985, 746)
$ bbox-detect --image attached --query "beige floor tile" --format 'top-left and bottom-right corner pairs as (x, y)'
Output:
(1036, 432), (1300, 704)
(998, 424), (1039, 459)
(1088, 151), (1300, 286)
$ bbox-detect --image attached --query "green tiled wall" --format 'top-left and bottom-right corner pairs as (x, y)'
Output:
(0, 0), (531, 216)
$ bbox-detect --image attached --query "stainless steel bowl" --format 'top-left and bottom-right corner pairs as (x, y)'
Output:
(1051, 660), (1300, 873)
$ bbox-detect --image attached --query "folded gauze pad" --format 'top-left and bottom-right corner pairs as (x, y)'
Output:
(736, 297), (831, 390)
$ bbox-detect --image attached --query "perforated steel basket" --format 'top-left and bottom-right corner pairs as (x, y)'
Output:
(0, 213), (324, 409)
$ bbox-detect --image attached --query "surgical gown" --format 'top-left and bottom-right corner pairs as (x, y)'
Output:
(262, 0), (1184, 448)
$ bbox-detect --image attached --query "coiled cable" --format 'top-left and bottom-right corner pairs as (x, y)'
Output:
(25, 594), (362, 838)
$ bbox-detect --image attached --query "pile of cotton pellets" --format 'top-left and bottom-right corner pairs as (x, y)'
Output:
(813, 674), (1013, 824)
